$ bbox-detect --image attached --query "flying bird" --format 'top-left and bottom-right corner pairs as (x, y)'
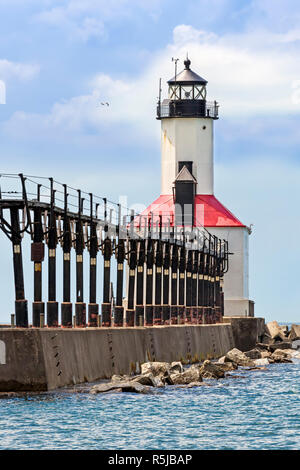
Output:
(96, 100), (110, 108)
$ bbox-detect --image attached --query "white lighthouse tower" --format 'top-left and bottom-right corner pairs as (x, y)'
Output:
(160, 57), (214, 196)
(142, 57), (254, 317)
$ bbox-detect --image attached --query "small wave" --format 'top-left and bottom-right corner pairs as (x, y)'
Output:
(0, 362), (300, 450)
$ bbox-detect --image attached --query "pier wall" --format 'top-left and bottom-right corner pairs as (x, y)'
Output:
(223, 317), (265, 352)
(0, 319), (263, 392)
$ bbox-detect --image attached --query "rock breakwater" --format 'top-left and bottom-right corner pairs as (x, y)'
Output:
(90, 338), (300, 395)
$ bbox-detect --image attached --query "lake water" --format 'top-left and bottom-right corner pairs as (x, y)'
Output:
(0, 360), (299, 450)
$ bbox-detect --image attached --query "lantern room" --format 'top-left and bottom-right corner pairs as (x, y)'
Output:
(157, 57), (219, 120)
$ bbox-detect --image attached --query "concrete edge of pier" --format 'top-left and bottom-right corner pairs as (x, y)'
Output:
(0, 317), (265, 392)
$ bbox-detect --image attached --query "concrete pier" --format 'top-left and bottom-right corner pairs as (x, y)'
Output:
(0, 318), (264, 392)
(223, 317), (265, 351)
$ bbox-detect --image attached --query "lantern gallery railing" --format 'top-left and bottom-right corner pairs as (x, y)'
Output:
(0, 173), (229, 329)
(157, 100), (219, 120)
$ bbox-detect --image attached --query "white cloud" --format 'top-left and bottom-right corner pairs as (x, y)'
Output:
(2, 22), (300, 143)
(2, 71), (159, 142)
(0, 59), (39, 81)
(171, 25), (300, 115)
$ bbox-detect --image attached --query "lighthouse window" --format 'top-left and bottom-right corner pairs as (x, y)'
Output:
(194, 85), (207, 100)
(169, 85), (180, 100)
(181, 86), (193, 99)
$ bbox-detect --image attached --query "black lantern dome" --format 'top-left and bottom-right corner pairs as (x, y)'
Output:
(157, 58), (218, 120)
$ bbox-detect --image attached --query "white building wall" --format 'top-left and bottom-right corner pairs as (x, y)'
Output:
(161, 118), (214, 195)
(207, 226), (251, 317)
(243, 229), (249, 299)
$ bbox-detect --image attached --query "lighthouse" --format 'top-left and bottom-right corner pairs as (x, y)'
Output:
(142, 57), (254, 317)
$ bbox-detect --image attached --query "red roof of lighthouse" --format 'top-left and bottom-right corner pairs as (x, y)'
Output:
(139, 194), (245, 228)
(195, 195), (245, 227)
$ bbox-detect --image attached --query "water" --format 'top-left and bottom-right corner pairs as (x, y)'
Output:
(1, 361), (300, 450)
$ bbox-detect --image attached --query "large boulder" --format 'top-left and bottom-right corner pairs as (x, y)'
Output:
(260, 350), (272, 359)
(271, 349), (293, 363)
(199, 360), (226, 379)
(265, 321), (286, 341)
(289, 325), (300, 341)
(272, 349), (291, 358)
(292, 340), (300, 350)
(217, 362), (238, 372)
(256, 342), (271, 351)
(287, 349), (300, 359)
(132, 373), (160, 387)
(115, 382), (153, 393)
(169, 362), (184, 374)
(260, 334), (274, 345)
(141, 362), (170, 376)
(244, 348), (262, 360)
(111, 372), (164, 387)
(170, 367), (202, 385)
(140, 362), (184, 385)
(90, 383), (123, 394)
(269, 342), (292, 352)
(111, 374), (130, 383)
(259, 350), (275, 363)
(254, 358), (270, 366)
(218, 358), (241, 370)
(161, 371), (174, 386)
(280, 325), (289, 336)
(225, 348), (255, 367)
(90, 381), (151, 394)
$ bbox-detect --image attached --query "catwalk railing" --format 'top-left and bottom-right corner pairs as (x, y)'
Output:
(0, 173), (229, 328)
(157, 100), (219, 120)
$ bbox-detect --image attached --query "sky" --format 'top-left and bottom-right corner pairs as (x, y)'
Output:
(0, 0), (300, 322)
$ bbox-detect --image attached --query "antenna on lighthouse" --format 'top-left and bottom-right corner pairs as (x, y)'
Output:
(172, 57), (179, 96)
(158, 78), (162, 103)
(157, 77), (162, 119)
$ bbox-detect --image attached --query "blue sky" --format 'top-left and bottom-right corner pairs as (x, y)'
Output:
(0, 0), (300, 322)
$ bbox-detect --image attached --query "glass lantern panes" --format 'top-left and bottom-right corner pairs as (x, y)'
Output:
(169, 85), (180, 100)
(194, 85), (207, 100)
(181, 86), (193, 99)
(168, 83), (207, 100)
